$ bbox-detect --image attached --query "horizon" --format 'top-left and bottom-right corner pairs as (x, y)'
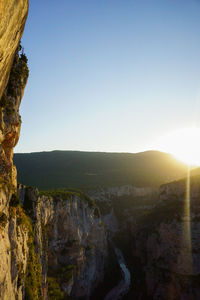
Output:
(14, 0), (200, 156)
(14, 148), (176, 155)
(15, 148), (200, 167)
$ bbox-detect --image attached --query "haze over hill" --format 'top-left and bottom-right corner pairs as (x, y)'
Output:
(14, 150), (191, 190)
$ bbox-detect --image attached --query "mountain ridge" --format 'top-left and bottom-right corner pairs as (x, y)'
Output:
(14, 150), (193, 190)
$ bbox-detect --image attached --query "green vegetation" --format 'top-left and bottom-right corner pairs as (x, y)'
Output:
(47, 263), (76, 299)
(8, 204), (42, 299)
(0, 42), (29, 111)
(24, 215), (42, 300)
(25, 236), (42, 300)
(47, 277), (64, 300)
(7, 43), (29, 98)
(40, 188), (97, 210)
(14, 150), (191, 190)
(16, 206), (33, 232)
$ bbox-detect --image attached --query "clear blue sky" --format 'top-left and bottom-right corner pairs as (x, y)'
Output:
(15, 0), (200, 153)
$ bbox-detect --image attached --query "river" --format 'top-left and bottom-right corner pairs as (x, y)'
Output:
(104, 247), (131, 300)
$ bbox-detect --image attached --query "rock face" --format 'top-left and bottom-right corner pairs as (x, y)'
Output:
(90, 185), (154, 201)
(0, 2), (29, 299)
(0, 0), (29, 188)
(2, 2), (200, 300)
(0, 0), (29, 100)
(0, 188), (30, 300)
(1, 185), (108, 300)
(0, 44), (29, 187)
(92, 179), (200, 300)
(19, 186), (108, 299)
(127, 176), (200, 300)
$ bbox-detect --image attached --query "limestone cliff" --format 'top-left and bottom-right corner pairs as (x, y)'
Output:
(0, 195), (30, 300)
(0, 0), (29, 188)
(19, 186), (107, 299)
(93, 180), (200, 299)
(0, 46), (29, 187)
(0, 0), (29, 100)
(0, 1), (29, 299)
(124, 176), (200, 300)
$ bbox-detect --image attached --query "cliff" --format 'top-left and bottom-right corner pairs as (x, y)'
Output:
(91, 179), (200, 300)
(0, 0), (29, 100)
(19, 186), (107, 299)
(0, 0), (29, 188)
(0, 1), (29, 299)
(2, 2), (200, 300)
(122, 176), (200, 299)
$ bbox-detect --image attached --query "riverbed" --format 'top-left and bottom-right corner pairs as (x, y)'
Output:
(104, 247), (131, 300)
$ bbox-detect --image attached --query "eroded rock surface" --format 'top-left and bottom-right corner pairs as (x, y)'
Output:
(0, 1), (29, 299)
(127, 177), (200, 300)
(0, 0), (29, 99)
(19, 186), (108, 299)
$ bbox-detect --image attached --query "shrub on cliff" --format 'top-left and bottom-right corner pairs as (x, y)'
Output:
(0, 41), (29, 107)
(24, 223), (42, 300)
(47, 277), (64, 300)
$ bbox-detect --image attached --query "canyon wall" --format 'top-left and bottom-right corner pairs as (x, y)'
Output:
(120, 177), (200, 300)
(0, 2), (29, 299)
(0, 0), (29, 100)
(20, 187), (108, 299)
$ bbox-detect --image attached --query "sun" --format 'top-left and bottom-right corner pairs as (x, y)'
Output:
(155, 127), (200, 166)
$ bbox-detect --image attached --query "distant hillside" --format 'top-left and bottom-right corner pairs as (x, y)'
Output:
(14, 150), (190, 190)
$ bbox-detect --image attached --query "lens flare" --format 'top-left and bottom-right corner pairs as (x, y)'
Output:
(154, 127), (200, 166)
(181, 166), (193, 273)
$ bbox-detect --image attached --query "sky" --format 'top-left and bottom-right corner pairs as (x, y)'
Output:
(15, 0), (200, 154)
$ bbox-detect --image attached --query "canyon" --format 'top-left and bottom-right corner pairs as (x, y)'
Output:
(0, 1), (200, 300)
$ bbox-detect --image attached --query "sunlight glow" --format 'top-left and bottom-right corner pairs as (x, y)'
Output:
(181, 166), (193, 273)
(155, 127), (200, 166)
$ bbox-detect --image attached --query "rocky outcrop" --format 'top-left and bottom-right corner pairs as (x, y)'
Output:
(89, 185), (157, 235)
(0, 44), (29, 187)
(0, 192), (29, 300)
(90, 185), (154, 202)
(0, 0), (29, 100)
(0, 0), (29, 188)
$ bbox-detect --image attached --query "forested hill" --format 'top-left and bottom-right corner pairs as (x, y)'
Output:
(14, 150), (190, 190)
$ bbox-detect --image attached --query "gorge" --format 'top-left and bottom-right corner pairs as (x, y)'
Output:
(1, 1), (200, 300)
